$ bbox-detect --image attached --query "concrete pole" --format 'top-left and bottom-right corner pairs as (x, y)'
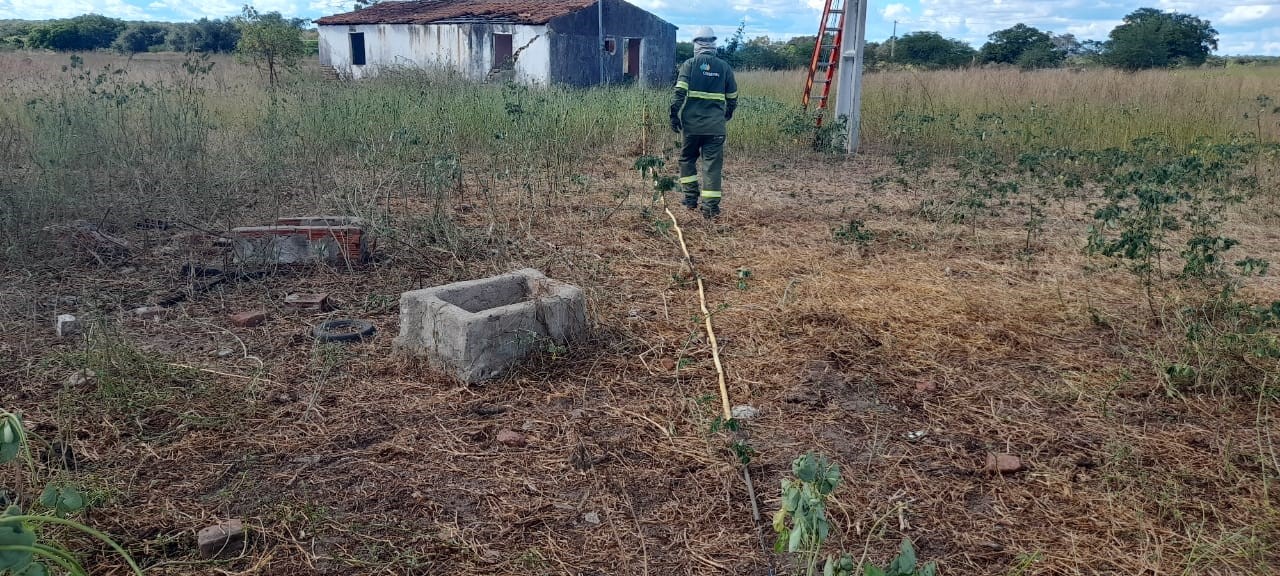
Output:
(598, 0), (605, 84)
(891, 20), (897, 60)
(833, 0), (868, 154)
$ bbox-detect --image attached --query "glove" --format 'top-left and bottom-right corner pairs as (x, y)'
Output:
(670, 118), (681, 133)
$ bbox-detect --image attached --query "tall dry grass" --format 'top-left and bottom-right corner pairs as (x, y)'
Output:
(745, 66), (1280, 152)
(1, 50), (1276, 265)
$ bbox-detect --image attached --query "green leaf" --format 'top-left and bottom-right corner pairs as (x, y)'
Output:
(20, 562), (48, 576)
(59, 488), (85, 515)
(788, 522), (804, 552)
(38, 485), (57, 510)
(0, 416), (22, 464)
(886, 538), (918, 575)
(919, 561), (939, 576)
(0, 517), (37, 571)
(773, 529), (789, 554)
(38, 485), (86, 517)
(824, 556), (836, 576)
(863, 566), (886, 576)
(793, 453), (819, 483)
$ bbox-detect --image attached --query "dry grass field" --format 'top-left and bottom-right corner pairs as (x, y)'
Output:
(1, 51), (1279, 575)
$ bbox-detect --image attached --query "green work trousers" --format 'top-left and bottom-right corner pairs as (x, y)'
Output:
(679, 134), (725, 210)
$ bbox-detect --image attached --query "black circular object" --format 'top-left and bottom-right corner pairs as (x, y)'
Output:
(312, 319), (376, 343)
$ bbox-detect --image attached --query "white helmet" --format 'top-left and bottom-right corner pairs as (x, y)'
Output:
(693, 26), (716, 42)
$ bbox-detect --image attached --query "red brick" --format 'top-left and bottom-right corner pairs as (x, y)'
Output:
(229, 310), (267, 327)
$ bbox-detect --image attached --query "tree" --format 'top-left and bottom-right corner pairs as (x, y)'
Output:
(112, 23), (167, 54)
(235, 6), (307, 86)
(676, 41), (693, 62)
(1103, 8), (1218, 70)
(171, 18), (241, 53)
(894, 31), (976, 70)
(980, 24), (1064, 69)
(1051, 33), (1083, 56)
(27, 14), (124, 51)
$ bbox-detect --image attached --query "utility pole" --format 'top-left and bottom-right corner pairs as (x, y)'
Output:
(833, 0), (868, 154)
(890, 20), (897, 60)
(597, 0), (605, 84)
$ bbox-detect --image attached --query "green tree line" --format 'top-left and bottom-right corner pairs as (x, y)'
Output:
(688, 7), (1245, 72)
(0, 12), (313, 55)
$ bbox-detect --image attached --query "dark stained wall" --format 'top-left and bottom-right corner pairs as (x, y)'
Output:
(547, 0), (676, 87)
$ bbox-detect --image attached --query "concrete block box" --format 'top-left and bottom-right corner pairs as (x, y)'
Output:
(394, 269), (587, 382)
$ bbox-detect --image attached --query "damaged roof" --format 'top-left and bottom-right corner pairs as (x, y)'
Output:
(315, 0), (600, 26)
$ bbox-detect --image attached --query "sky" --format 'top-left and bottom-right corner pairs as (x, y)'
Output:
(0, 0), (1276, 55)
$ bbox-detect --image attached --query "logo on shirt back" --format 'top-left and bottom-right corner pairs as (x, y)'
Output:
(700, 62), (720, 77)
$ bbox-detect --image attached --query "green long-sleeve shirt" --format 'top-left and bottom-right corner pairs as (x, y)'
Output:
(670, 54), (738, 136)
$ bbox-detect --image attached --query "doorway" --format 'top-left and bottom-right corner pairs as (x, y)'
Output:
(624, 38), (642, 80)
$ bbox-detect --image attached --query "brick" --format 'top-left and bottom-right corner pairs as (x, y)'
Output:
(197, 519), (245, 559)
(984, 453), (1024, 474)
(229, 310), (267, 327)
(284, 293), (332, 311)
(229, 216), (374, 266)
(496, 430), (527, 447)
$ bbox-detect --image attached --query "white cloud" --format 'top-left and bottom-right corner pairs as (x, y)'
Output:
(1220, 5), (1272, 25)
(882, 3), (911, 20)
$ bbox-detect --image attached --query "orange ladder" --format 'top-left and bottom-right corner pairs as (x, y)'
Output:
(801, 0), (846, 127)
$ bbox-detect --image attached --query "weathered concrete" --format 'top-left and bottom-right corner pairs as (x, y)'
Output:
(395, 269), (587, 382)
(54, 314), (81, 338)
(197, 519), (245, 559)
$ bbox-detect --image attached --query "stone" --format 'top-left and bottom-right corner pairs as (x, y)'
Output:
(284, 293), (332, 311)
(659, 358), (676, 371)
(394, 269), (588, 382)
(583, 511), (601, 525)
(496, 430), (526, 448)
(132, 306), (165, 319)
(54, 314), (81, 338)
(215, 348), (235, 358)
(915, 381), (938, 393)
(984, 453), (1024, 474)
(66, 369), (96, 387)
(197, 519), (245, 559)
(229, 310), (267, 327)
(731, 405), (759, 420)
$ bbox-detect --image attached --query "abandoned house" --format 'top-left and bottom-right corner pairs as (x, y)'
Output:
(314, 0), (677, 86)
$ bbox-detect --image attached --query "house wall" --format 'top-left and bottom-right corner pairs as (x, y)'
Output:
(546, 0), (677, 87)
(318, 23), (550, 82)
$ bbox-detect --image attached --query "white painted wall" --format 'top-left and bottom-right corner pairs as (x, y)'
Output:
(319, 23), (550, 83)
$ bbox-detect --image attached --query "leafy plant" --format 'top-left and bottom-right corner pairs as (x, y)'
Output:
(0, 411), (142, 575)
(855, 538), (938, 576)
(773, 453), (842, 576)
(833, 219), (874, 248)
(1085, 137), (1251, 314)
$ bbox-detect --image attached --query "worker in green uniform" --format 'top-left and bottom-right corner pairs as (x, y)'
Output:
(670, 26), (738, 219)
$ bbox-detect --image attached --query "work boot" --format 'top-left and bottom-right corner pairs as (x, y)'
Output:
(682, 193), (699, 211)
(700, 200), (721, 219)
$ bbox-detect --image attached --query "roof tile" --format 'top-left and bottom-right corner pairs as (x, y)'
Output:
(315, 0), (599, 26)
